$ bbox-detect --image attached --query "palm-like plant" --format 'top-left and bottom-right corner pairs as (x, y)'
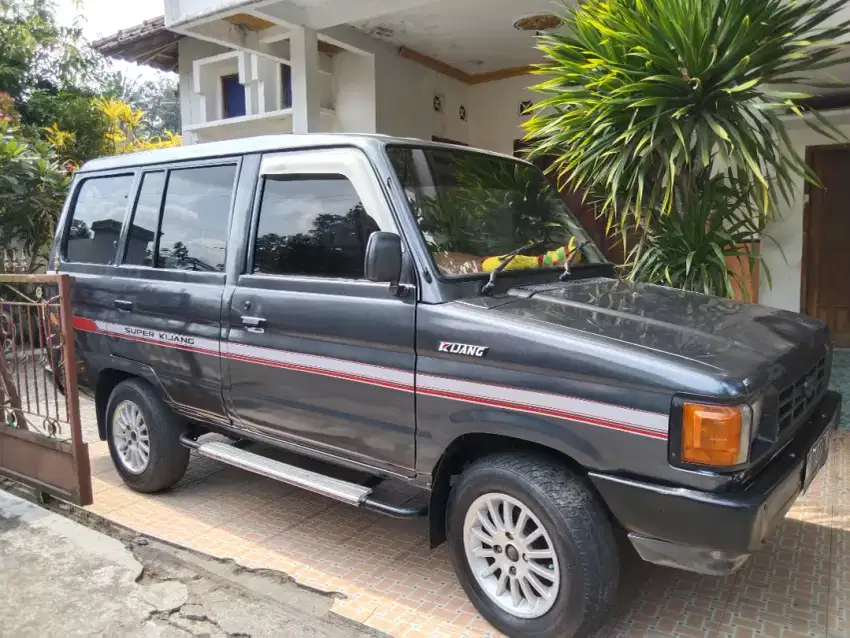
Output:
(525, 0), (850, 297)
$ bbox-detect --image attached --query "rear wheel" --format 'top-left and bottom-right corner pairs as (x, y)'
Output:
(447, 453), (619, 638)
(106, 379), (189, 493)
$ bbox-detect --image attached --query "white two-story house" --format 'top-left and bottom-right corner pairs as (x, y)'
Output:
(93, 0), (850, 345)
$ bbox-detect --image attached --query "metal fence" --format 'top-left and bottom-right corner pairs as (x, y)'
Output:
(0, 273), (92, 506)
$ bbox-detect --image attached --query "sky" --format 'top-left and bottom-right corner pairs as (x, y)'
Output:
(56, 0), (170, 81)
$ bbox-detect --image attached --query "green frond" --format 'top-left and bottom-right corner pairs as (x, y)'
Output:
(523, 0), (850, 299)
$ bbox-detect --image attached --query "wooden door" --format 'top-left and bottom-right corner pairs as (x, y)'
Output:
(804, 146), (850, 346)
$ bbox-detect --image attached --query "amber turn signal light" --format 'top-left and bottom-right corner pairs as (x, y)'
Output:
(681, 403), (748, 467)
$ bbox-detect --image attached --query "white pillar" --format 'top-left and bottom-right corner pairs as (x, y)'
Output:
(290, 27), (322, 133)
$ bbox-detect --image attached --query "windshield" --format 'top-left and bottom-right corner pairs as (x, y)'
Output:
(387, 146), (605, 278)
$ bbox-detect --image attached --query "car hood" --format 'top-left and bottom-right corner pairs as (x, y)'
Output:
(484, 277), (828, 390)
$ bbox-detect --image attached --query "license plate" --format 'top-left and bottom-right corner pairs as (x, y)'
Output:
(803, 427), (832, 492)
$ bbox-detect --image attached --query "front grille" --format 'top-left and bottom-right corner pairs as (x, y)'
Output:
(778, 355), (828, 432)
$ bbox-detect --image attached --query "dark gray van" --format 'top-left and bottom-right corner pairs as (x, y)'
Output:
(51, 135), (840, 638)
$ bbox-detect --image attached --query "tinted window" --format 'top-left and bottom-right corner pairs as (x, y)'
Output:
(65, 174), (134, 264)
(253, 175), (380, 278)
(124, 171), (165, 267)
(157, 165), (236, 272)
(388, 146), (605, 277)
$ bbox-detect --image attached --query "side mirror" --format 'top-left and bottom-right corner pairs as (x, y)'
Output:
(365, 232), (403, 288)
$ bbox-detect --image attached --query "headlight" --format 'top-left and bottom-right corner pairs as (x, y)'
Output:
(681, 402), (756, 467)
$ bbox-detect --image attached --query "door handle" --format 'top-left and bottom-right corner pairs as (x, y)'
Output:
(241, 316), (266, 333)
(114, 300), (133, 311)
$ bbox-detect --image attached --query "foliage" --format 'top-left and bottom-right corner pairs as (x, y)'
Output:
(0, 91), (19, 122)
(525, 0), (850, 298)
(97, 98), (181, 155)
(101, 70), (181, 138)
(0, 0), (111, 165)
(628, 175), (767, 298)
(0, 120), (70, 272)
(0, 0), (101, 101)
(45, 98), (181, 161)
(25, 89), (110, 163)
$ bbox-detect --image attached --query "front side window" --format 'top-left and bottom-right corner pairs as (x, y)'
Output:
(65, 174), (135, 264)
(387, 146), (605, 277)
(156, 165), (236, 272)
(252, 175), (380, 279)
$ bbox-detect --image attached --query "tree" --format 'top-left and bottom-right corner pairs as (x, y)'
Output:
(101, 70), (180, 138)
(0, 0), (109, 163)
(524, 0), (850, 298)
(0, 120), (71, 273)
(96, 98), (181, 155)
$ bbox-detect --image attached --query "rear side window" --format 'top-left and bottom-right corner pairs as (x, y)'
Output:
(65, 174), (134, 264)
(122, 164), (236, 271)
(125, 171), (165, 267)
(156, 165), (235, 272)
(252, 175), (381, 278)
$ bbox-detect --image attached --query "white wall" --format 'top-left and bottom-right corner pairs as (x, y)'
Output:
(468, 74), (541, 155)
(178, 38), (231, 144)
(760, 111), (850, 312)
(374, 45), (470, 144)
(334, 51), (376, 133)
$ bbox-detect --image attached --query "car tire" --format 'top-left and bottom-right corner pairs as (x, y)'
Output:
(446, 453), (619, 638)
(106, 378), (189, 493)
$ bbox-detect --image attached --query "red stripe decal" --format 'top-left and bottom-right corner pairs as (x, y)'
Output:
(72, 316), (98, 332)
(227, 352), (414, 392)
(416, 386), (668, 439)
(70, 315), (667, 439)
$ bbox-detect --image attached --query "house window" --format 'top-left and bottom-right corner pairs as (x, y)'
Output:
(221, 74), (246, 119)
(281, 64), (292, 109)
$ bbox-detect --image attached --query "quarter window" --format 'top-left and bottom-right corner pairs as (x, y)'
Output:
(65, 174), (135, 264)
(253, 175), (380, 278)
(156, 165), (236, 272)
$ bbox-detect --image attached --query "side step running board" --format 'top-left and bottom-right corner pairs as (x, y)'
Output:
(180, 434), (426, 519)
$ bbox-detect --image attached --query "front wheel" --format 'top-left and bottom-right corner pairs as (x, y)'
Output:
(447, 453), (619, 638)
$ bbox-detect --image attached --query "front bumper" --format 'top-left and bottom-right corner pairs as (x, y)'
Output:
(590, 390), (841, 575)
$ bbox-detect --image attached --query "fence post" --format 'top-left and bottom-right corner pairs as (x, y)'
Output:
(57, 274), (92, 506)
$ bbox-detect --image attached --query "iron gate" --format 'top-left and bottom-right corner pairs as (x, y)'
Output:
(0, 273), (92, 506)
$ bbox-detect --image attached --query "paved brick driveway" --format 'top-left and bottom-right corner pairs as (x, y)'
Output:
(82, 409), (850, 638)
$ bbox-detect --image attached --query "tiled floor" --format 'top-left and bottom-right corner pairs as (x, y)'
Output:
(77, 351), (850, 637)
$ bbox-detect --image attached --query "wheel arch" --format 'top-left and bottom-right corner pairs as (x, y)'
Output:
(428, 433), (592, 548)
(94, 361), (170, 440)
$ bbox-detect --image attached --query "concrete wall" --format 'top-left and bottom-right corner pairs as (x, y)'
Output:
(178, 38), (232, 144)
(468, 74), (541, 155)
(374, 46), (470, 144)
(333, 51), (376, 133)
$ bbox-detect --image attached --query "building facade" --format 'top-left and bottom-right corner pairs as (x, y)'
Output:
(93, 0), (850, 342)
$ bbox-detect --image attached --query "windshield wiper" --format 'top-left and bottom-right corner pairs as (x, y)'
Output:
(559, 239), (594, 282)
(481, 240), (546, 296)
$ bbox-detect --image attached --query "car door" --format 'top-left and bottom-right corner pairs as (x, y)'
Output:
(105, 160), (240, 425)
(224, 147), (416, 476)
(55, 170), (138, 382)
